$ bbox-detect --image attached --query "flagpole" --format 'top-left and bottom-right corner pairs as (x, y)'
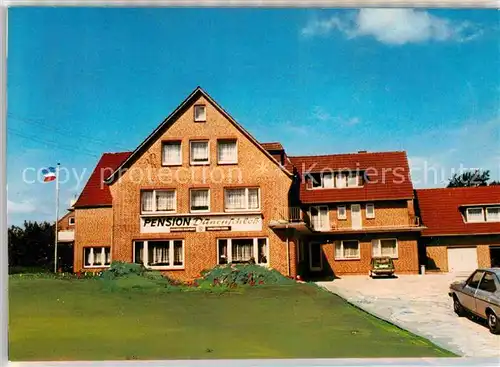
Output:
(54, 163), (60, 273)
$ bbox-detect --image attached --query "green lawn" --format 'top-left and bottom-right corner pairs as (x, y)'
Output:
(9, 277), (455, 360)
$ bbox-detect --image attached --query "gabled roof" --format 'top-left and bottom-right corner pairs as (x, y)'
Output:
(74, 152), (132, 208)
(105, 87), (293, 183)
(416, 186), (500, 237)
(289, 151), (414, 203)
(261, 142), (284, 151)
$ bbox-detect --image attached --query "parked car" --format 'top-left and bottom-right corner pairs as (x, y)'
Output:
(449, 268), (500, 334)
(369, 256), (395, 277)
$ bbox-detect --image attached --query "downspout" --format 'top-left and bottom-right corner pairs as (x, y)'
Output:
(286, 224), (290, 276)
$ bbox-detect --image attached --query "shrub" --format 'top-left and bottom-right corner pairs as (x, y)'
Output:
(102, 261), (144, 279)
(196, 264), (295, 288)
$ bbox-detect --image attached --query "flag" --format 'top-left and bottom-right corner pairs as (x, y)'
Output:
(42, 167), (57, 182)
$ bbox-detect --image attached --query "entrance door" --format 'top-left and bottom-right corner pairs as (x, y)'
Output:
(447, 247), (478, 273)
(351, 204), (362, 229)
(309, 242), (323, 271)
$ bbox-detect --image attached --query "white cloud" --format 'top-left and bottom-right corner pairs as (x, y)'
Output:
(301, 9), (483, 45)
(7, 199), (36, 214)
(312, 107), (361, 126)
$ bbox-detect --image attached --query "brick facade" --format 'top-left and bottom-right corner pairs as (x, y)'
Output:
(72, 87), (430, 279)
(423, 235), (500, 272)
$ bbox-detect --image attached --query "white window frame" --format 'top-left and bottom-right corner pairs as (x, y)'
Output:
(486, 207), (500, 222)
(366, 203), (375, 219)
(190, 189), (210, 213)
(83, 247), (111, 268)
(224, 187), (260, 212)
(309, 242), (323, 271)
(141, 189), (177, 214)
(190, 140), (210, 165)
(466, 207), (485, 223)
(372, 238), (399, 258)
(335, 240), (360, 260)
(162, 141), (182, 166)
(310, 205), (330, 231)
(337, 206), (347, 220)
(194, 105), (207, 122)
(217, 238), (269, 266)
(217, 139), (238, 164)
(133, 240), (185, 270)
(68, 217), (75, 226)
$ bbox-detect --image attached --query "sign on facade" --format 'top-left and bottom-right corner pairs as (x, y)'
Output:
(140, 214), (262, 233)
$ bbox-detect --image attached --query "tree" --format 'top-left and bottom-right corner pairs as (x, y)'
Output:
(8, 221), (55, 271)
(447, 169), (490, 188)
(490, 181), (500, 186)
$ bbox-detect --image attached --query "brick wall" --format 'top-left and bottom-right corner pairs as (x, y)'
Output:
(57, 211), (75, 231)
(318, 235), (419, 275)
(423, 235), (500, 272)
(305, 200), (413, 230)
(74, 207), (114, 272)
(108, 95), (293, 280)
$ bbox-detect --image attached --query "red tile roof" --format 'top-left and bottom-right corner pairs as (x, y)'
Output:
(289, 151), (414, 203)
(74, 152), (132, 208)
(260, 142), (284, 151)
(416, 186), (500, 236)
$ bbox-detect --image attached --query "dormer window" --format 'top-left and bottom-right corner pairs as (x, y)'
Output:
(194, 105), (206, 122)
(465, 206), (500, 223)
(309, 171), (363, 189)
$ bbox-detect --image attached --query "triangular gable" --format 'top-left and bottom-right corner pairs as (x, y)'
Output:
(105, 87), (293, 184)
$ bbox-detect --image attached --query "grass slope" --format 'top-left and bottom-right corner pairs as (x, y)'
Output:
(9, 277), (455, 360)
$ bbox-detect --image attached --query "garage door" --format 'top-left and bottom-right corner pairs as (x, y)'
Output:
(447, 247), (478, 273)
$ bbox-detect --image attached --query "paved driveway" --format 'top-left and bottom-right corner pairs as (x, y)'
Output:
(317, 274), (500, 358)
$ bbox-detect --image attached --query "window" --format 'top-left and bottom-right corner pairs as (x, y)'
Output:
(486, 207), (500, 222)
(337, 206), (347, 220)
(347, 173), (359, 187)
(478, 272), (497, 293)
(469, 207), (485, 222)
(224, 188), (260, 211)
(366, 203), (375, 219)
(335, 240), (360, 260)
(194, 105), (206, 122)
(466, 270), (485, 289)
(83, 247), (111, 268)
(134, 240), (184, 269)
(190, 140), (209, 164)
(217, 140), (237, 164)
(336, 173), (347, 188)
(310, 206), (329, 231)
(372, 239), (398, 258)
(162, 141), (182, 165)
(68, 217), (75, 225)
(190, 189), (210, 212)
(466, 207), (485, 223)
(322, 172), (334, 188)
(141, 190), (176, 213)
(217, 238), (268, 265)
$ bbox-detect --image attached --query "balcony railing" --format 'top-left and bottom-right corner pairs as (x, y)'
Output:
(272, 207), (422, 232)
(272, 206), (305, 223)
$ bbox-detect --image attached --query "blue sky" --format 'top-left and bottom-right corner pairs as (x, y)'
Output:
(6, 7), (500, 225)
